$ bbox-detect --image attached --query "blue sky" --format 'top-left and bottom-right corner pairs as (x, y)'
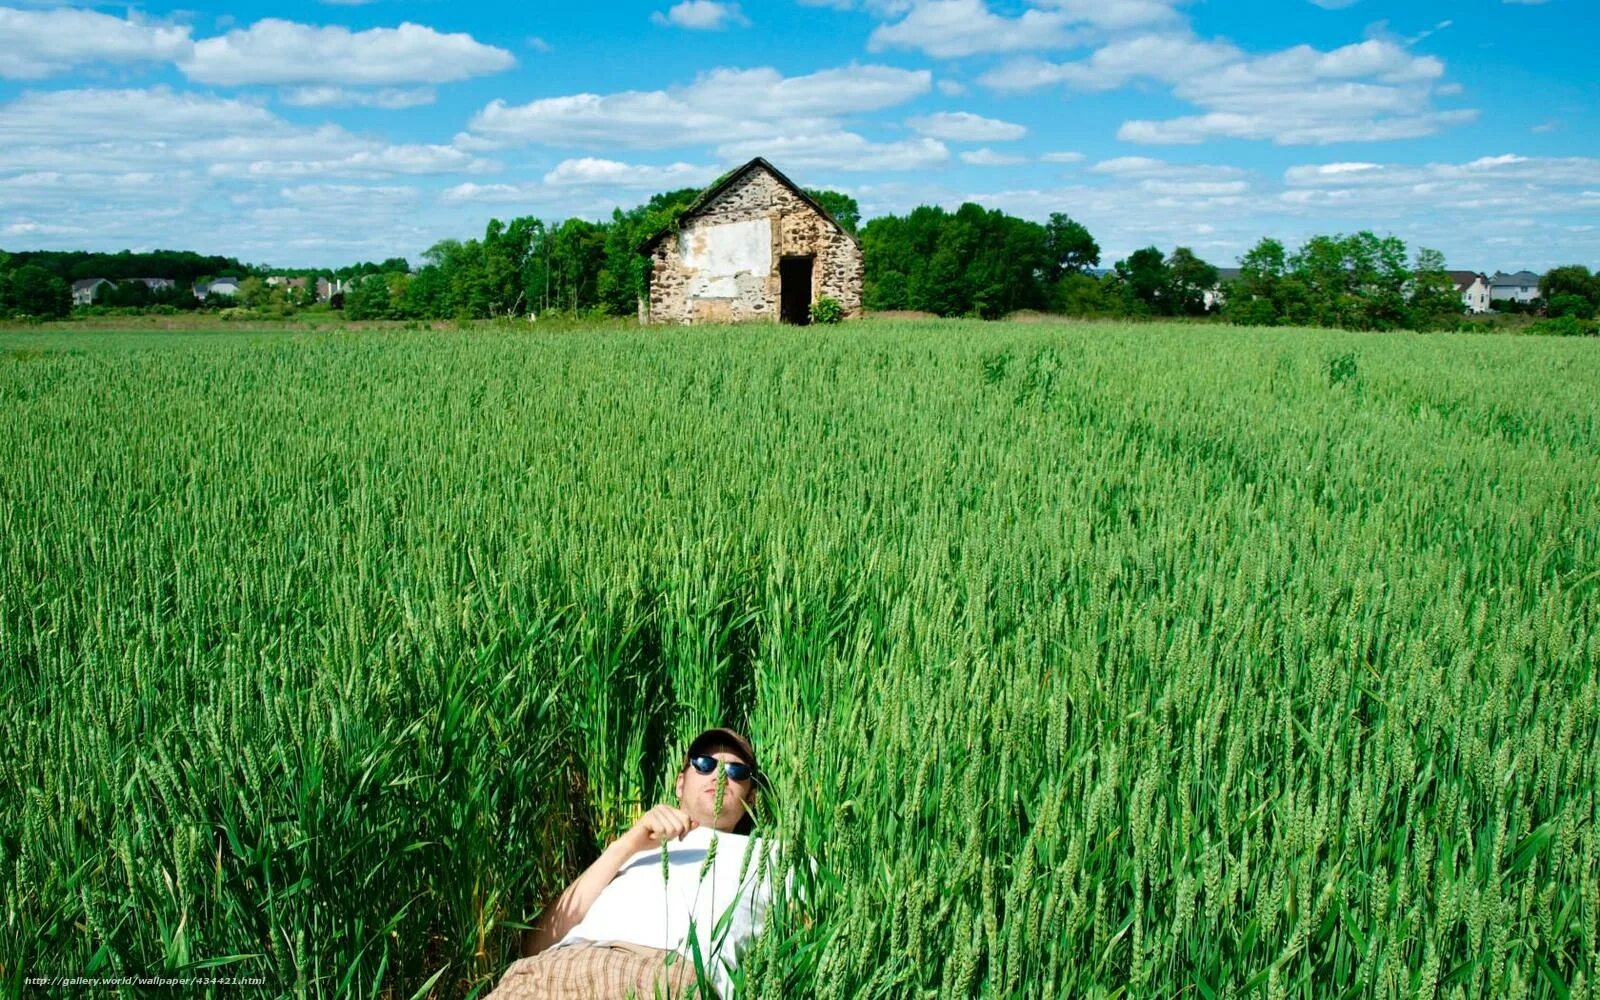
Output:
(1, 0), (1596, 270)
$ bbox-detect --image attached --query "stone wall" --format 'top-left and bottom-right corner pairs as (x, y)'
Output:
(646, 166), (863, 325)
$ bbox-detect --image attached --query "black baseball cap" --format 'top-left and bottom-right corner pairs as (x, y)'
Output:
(686, 727), (760, 776)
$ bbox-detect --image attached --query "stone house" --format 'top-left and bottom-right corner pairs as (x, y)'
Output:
(638, 157), (862, 325)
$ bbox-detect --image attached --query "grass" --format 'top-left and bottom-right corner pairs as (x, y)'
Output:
(1, 319), (1596, 998)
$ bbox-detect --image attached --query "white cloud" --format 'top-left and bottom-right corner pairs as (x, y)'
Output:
(1041, 151), (1085, 164)
(542, 157), (721, 188)
(960, 148), (1028, 166)
(0, 87), (276, 145)
(280, 87), (436, 109)
(984, 34), (1472, 146)
(439, 182), (526, 204)
(1118, 108), (1477, 145)
(182, 18), (515, 86)
(980, 34), (1241, 92)
(868, 0), (1084, 58)
(467, 64), (930, 150)
(936, 79), (967, 96)
(1090, 155), (1243, 178)
(717, 132), (948, 172)
(1035, 0), (1185, 31)
(651, 2), (750, 29)
(907, 111), (1026, 141)
(0, 87), (495, 182)
(0, 7), (192, 79)
(279, 184), (419, 207)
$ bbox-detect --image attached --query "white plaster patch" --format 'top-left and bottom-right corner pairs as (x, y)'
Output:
(680, 217), (771, 298)
(693, 275), (741, 298)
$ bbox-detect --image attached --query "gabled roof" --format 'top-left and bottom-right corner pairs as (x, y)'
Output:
(71, 278), (114, 291)
(638, 157), (858, 255)
(1446, 270), (1487, 290)
(1489, 270), (1540, 285)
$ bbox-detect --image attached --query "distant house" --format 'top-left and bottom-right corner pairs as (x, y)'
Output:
(71, 278), (116, 306)
(1203, 267), (1242, 311)
(1489, 270), (1541, 305)
(193, 278), (241, 299)
(1448, 271), (1491, 313)
(129, 277), (176, 292)
(315, 277), (343, 302)
(265, 276), (309, 290)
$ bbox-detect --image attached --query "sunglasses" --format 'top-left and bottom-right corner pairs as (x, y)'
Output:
(687, 755), (754, 782)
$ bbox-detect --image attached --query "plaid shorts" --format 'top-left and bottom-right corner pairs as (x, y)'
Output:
(484, 940), (711, 1000)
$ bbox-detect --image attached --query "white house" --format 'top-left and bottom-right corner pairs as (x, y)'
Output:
(71, 278), (115, 306)
(1448, 271), (1492, 313)
(193, 278), (241, 299)
(1203, 268), (1242, 311)
(129, 277), (176, 292)
(1489, 270), (1541, 305)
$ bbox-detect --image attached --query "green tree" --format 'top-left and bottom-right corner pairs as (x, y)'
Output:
(8, 265), (70, 317)
(1114, 247), (1169, 316)
(235, 277), (269, 309)
(1165, 247), (1218, 317)
(343, 274), (392, 320)
(1540, 266), (1598, 319)
(805, 189), (861, 234)
(1050, 272), (1113, 316)
(1407, 248), (1465, 330)
(1043, 213), (1100, 281)
(1223, 237), (1287, 326)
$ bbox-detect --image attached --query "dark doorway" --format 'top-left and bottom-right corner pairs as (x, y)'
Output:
(780, 256), (814, 325)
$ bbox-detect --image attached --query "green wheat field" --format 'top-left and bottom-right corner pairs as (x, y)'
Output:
(2, 320), (1597, 998)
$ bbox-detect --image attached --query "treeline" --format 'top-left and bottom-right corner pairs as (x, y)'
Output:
(338, 187), (862, 321)
(7, 189), (1597, 334)
(861, 206), (1099, 319)
(0, 252), (73, 319)
(5, 249), (252, 286)
(857, 208), (1475, 331)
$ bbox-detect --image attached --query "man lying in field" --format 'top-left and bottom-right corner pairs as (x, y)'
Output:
(486, 728), (776, 1000)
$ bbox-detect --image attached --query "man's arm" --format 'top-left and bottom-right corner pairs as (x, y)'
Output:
(520, 804), (700, 957)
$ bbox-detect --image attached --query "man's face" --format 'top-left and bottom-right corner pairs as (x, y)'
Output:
(674, 747), (756, 833)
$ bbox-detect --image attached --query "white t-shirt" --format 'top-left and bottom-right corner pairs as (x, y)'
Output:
(557, 826), (780, 998)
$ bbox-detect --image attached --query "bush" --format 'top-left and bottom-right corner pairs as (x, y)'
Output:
(1530, 315), (1597, 337)
(1546, 294), (1596, 321)
(810, 296), (845, 325)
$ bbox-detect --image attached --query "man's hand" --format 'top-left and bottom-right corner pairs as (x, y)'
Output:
(629, 804), (699, 844)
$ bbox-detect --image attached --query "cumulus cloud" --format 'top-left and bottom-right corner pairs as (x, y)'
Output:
(984, 34), (1472, 146)
(0, 88), (495, 180)
(542, 157), (721, 188)
(866, 0), (1189, 57)
(960, 148), (1028, 166)
(0, 87), (276, 145)
(467, 64), (931, 151)
(868, 0), (1085, 58)
(0, 85), (504, 263)
(651, 1), (750, 29)
(1034, 0), (1185, 31)
(0, 7), (193, 79)
(182, 18), (515, 86)
(717, 132), (949, 172)
(280, 87), (436, 109)
(907, 111), (1027, 142)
